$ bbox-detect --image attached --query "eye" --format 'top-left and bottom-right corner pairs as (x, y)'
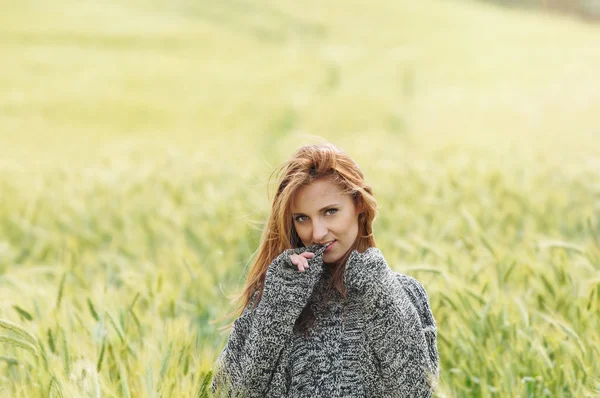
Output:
(294, 215), (309, 223)
(325, 208), (338, 216)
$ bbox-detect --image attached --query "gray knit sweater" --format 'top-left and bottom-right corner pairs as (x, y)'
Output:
(211, 244), (439, 397)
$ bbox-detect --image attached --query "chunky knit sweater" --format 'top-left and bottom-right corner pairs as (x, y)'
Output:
(211, 244), (439, 397)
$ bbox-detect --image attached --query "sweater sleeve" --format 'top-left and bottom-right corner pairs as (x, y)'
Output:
(344, 248), (439, 397)
(396, 273), (440, 384)
(211, 245), (326, 398)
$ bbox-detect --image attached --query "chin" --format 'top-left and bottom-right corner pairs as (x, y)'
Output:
(323, 253), (340, 262)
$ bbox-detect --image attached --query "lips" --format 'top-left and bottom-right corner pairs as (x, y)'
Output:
(324, 240), (336, 252)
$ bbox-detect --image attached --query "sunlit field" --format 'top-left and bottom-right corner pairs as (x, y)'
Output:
(1, 0), (600, 396)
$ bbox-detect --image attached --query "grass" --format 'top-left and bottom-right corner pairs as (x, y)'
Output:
(1, 0), (600, 396)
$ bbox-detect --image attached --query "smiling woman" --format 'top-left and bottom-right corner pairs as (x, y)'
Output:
(211, 143), (439, 397)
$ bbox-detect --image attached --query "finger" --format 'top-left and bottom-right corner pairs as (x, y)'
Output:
(289, 254), (303, 269)
(300, 252), (315, 259)
(297, 258), (307, 272)
(290, 255), (306, 272)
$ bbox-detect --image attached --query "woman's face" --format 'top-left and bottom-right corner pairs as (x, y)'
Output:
(290, 177), (361, 263)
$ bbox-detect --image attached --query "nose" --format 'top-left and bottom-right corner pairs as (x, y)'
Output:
(311, 219), (328, 244)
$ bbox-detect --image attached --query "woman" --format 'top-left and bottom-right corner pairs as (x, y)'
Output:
(211, 143), (439, 397)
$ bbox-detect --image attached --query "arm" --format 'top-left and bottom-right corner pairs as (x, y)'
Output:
(395, 273), (439, 384)
(344, 248), (439, 397)
(212, 245), (326, 397)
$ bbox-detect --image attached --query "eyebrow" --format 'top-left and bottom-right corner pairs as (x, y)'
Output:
(291, 203), (340, 216)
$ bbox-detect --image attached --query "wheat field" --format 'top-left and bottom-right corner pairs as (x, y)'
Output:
(1, 0), (599, 396)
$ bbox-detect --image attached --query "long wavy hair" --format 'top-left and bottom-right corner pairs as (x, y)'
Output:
(224, 143), (377, 335)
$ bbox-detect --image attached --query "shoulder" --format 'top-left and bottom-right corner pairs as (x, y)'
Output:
(349, 246), (385, 266)
(393, 272), (436, 328)
(349, 247), (434, 307)
(355, 248), (429, 296)
(394, 273), (430, 301)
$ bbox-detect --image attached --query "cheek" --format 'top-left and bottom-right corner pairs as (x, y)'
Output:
(350, 219), (359, 237)
(295, 225), (311, 242)
(339, 214), (359, 237)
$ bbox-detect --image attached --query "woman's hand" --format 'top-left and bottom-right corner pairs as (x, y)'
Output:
(260, 245), (326, 307)
(288, 251), (315, 273)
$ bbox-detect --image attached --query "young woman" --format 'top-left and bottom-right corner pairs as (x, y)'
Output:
(211, 143), (439, 397)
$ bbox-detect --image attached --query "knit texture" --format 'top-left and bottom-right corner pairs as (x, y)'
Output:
(211, 244), (439, 397)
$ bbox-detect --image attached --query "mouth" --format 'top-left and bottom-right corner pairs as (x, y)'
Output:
(324, 240), (336, 252)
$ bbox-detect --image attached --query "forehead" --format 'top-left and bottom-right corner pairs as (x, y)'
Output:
(290, 178), (348, 212)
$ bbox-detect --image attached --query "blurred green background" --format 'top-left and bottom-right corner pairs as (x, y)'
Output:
(1, 0), (599, 396)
